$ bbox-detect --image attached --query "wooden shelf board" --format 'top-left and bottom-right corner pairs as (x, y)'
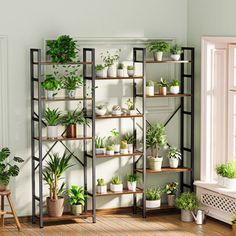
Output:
(136, 167), (192, 174)
(42, 212), (92, 222)
(41, 97), (92, 101)
(96, 188), (143, 197)
(137, 93), (191, 98)
(96, 152), (143, 158)
(39, 61), (91, 65)
(96, 76), (143, 80)
(146, 60), (191, 64)
(34, 136), (92, 142)
(96, 114), (143, 119)
(138, 204), (176, 211)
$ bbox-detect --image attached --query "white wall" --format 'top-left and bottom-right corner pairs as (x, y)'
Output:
(0, 0), (188, 216)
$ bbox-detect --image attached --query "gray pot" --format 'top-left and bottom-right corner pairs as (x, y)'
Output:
(167, 194), (176, 207)
(71, 204), (82, 215)
(181, 209), (193, 222)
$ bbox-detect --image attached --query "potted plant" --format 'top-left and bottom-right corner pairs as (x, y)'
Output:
(176, 192), (199, 222)
(158, 78), (169, 96)
(170, 80), (180, 94)
(109, 128), (120, 153)
(170, 44), (183, 61)
(232, 213), (236, 236)
(0, 147), (24, 191)
(95, 64), (107, 78)
(146, 80), (155, 96)
(68, 185), (87, 216)
(60, 109), (89, 138)
(41, 74), (61, 99)
(164, 182), (178, 207)
(117, 63), (124, 77)
(43, 108), (61, 139)
(146, 187), (163, 208)
(97, 178), (107, 194)
(126, 98), (136, 115)
(106, 146), (114, 155)
(120, 140), (128, 154)
(101, 50), (120, 77)
(146, 41), (170, 61)
(43, 152), (73, 217)
(112, 105), (122, 116)
(127, 174), (141, 191)
(110, 176), (123, 192)
(95, 105), (107, 116)
(127, 65), (135, 77)
(123, 133), (135, 153)
(146, 123), (167, 171)
(167, 146), (182, 168)
(95, 137), (106, 155)
(47, 35), (77, 63)
(215, 163), (227, 186)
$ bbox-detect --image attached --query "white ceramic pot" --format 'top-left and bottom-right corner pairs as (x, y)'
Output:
(67, 90), (76, 98)
(113, 144), (120, 153)
(149, 156), (163, 171)
(128, 110), (136, 116)
(170, 86), (180, 94)
(169, 158), (179, 168)
(106, 150), (114, 155)
(127, 70), (134, 77)
(47, 126), (58, 139)
(112, 110), (122, 116)
(146, 86), (155, 96)
(95, 108), (107, 116)
(117, 69), (124, 77)
(154, 51), (163, 61)
(97, 185), (107, 194)
(110, 183), (123, 192)
(224, 178), (236, 189)
(71, 204), (82, 216)
(96, 69), (107, 78)
(181, 210), (193, 222)
(146, 199), (161, 208)
(107, 65), (116, 77)
(128, 144), (133, 153)
(171, 54), (181, 61)
(128, 181), (136, 191)
(218, 175), (224, 186)
(120, 149), (128, 154)
(47, 90), (56, 99)
(96, 148), (106, 155)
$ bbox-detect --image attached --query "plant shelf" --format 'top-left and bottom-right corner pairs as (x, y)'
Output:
(96, 76), (144, 80)
(96, 152), (143, 158)
(137, 93), (191, 98)
(96, 188), (143, 196)
(146, 60), (191, 64)
(41, 212), (92, 222)
(34, 136), (92, 142)
(40, 97), (92, 101)
(33, 61), (92, 65)
(96, 114), (143, 119)
(137, 204), (176, 211)
(136, 167), (192, 174)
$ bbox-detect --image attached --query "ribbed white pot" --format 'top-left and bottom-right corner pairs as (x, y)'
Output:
(128, 110), (136, 116)
(95, 108), (107, 116)
(224, 178), (236, 189)
(117, 69), (124, 77)
(128, 144), (133, 153)
(146, 86), (154, 96)
(47, 126), (58, 139)
(47, 90), (55, 99)
(107, 65), (116, 77)
(113, 144), (120, 153)
(154, 51), (163, 61)
(96, 148), (106, 155)
(170, 86), (180, 94)
(218, 175), (224, 186)
(110, 183), (123, 192)
(146, 199), (161, 208)
(149, 156), (163, 171)
(127, 70), (134, 77)
(96, 69), (107, 78)
(120, 149), (128, 154)
(67, 90), (76, 98)
(106, 150), (114, 155)
(169, 158), (179, 168)
(171, 54), (181, 61)
(128, 181), (136, 191)
(97, 185), (107, 194)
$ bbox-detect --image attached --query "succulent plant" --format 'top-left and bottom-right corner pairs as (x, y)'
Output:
(120, 140), (128, 149)
(111, 176), (122, 185)
(146, 80), (154, 87)
(97, 178), (105, 186)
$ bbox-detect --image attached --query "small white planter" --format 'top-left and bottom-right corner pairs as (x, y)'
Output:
(128, 144), (133, 153)
(97, 185), (107, 194)
(128, 181), (136, 191)
(146, 199), (161, 208)
(96, 148), (106, 155)
(127, 70), (134, 77)
(128, 110), (136, 116)
(120, 149), (128, 154)
(170, 86), (180, 94)
(112, 110), (122, 116)
(169, 158), (179, 168)
(113, 144), (120, 153)
(117, 69), (124, 77)
(106, 150), (114, 155)
(96, 69), (107, 78)
(154, 51), (163, 61)
(47, 90), (56, 99)
(171, 54), (181, 61)
(224, 177), (236, 189)
(110, 183), (123, 192)
(149, 156), (163, 171)
(146, 86), (155, 96)
(95, 108), (107, 116)
(218, 175), (224, 186)
(107, 65), (116, 77)
(47, 126), (58, 139)
(67, 90), (76, 98)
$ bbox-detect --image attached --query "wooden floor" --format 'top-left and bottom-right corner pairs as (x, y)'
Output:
(0, 213), (232, 236)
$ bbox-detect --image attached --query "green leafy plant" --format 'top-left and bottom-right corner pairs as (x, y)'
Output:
(170, 79), (180, 86)
(127, 174), (141, 183)
(47, 35), (77, 63)
(146, 80), (154, 87)
(126, 98), (134, 110)
(158, 78), (169, 87)
(111, 176), (122, 185)
(106, 146), (114, 151)
(216, 160), (236, 178)
(60, 109), (90, 126)
(123, 133), (135, 145)
(95, 137), (105, 149)
(97, 178), (105, 186)
(43, 152), (73, 200)
(117, 63), (124, 69)
(146, 41), (170, 53)
(176, 192), (199, 211)
(95, 64), (106, 71)
(67, 185), (87, 206)
(41, 74), (61, 93)
(43, 108), (61, 126)
(146, 123), (167, 158)
(0, 147), (24, 187)
(146, 187), (163, 200)
(164, 182), (178, 195)
(108, 128), (120, 145)
(170, 44), (183, 55)
(232, 213), (236, 224)
(101, 50), (120, 67)
(120, 140), (128, 149)
(127, 65), (134, 70)
(167, 146), (182, 160)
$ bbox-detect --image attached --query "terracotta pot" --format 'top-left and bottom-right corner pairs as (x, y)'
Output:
(47, 197), (64, 217)
(0, 182), (7, 192)
(232, 224), (236, 236)
(66, 124), (77, 138)
(159, 87), (167, 95)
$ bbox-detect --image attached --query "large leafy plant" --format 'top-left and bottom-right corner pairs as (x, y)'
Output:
(146, 187), (163, 200)
(146, 123), (167, 158)
(146, 41), (170, 53)
(47, 35), (78, 63)
(60, 109), (90, 126)
(176, 192), (199, 211)
(41, 74), (61, 92)
(67, 185), (87, 206)
(43, 152), (73, 200)
(0, 147), (24, 186)
(43, 108), (61, 126)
